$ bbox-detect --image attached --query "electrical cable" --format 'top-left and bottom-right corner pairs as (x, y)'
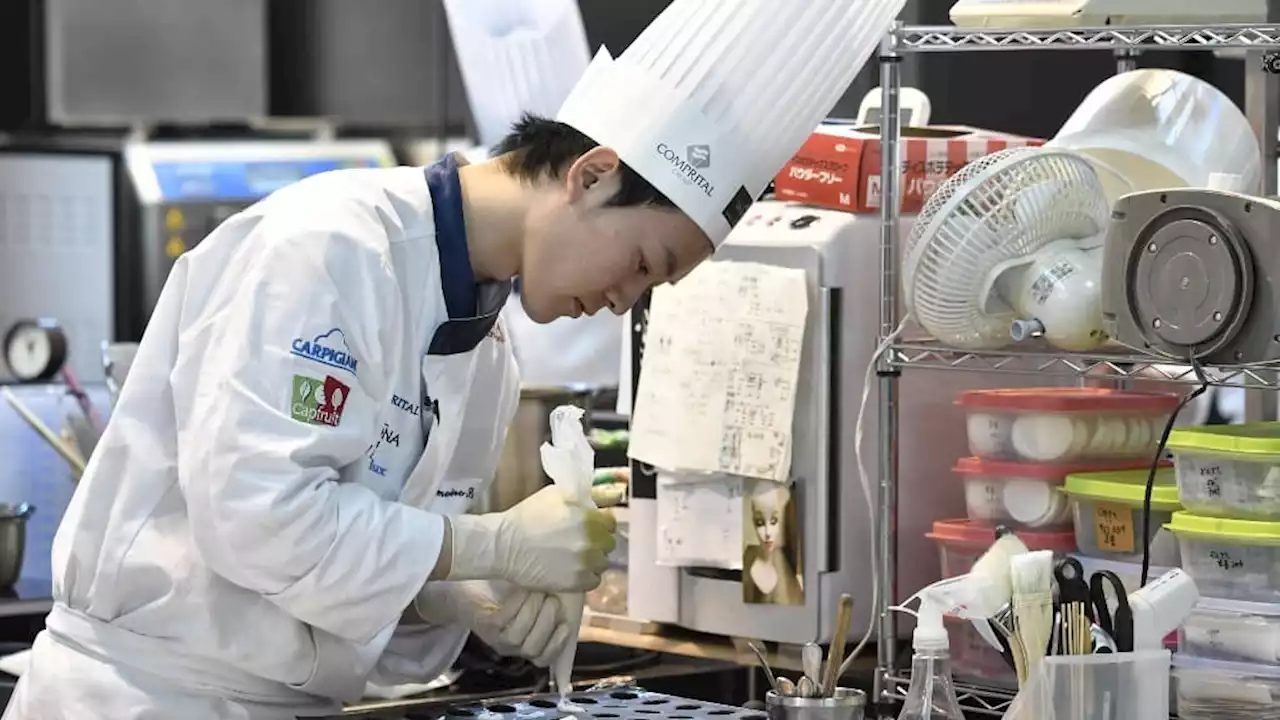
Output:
(839, 315), (910, 677)
(1139, 351), (1209, 587)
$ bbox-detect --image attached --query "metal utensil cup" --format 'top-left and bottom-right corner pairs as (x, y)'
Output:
(766, 687), (866, 720)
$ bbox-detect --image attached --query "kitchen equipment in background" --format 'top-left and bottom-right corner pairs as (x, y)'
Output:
(950, 0), (1265, 28)
(1180, 596), (1280, 664)
(488, 386), (595, 514)
(1048, 70), (1260, 204)
(3, 320), (69, 383)
(928, 519), (1077, 579)
(856, 86), (932, 128)
(0, 0), (266, 129)
(903, 69), (1260, 354)
(1167, 423), (1280, 521)
(0, 135), (395, 382)
(429, 688), (750, 720)
(1173, 654), (1280, 720)
(1101, 189), (1280, 366)
(625, 202), (1060, 646)
(0, 503), (34, 589)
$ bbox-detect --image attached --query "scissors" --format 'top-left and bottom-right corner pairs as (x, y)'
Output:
(1054, 557), (1095, 621)
(1089, 570), (1133, 653)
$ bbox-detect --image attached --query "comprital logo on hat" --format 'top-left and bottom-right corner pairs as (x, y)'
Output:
(656, 142), (715, 199)
(687, 144), (711, 169)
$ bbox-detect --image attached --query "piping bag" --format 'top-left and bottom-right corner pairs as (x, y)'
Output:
(538, 405), (597, 705)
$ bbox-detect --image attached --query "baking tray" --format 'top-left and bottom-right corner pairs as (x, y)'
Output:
(426, 686), (765, 719)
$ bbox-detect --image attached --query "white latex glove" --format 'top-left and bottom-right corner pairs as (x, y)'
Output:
(448, 484), (616, 592)
(415, 581), (572, 667)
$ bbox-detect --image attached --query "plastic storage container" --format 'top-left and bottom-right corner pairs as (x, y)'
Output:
(927, 519), (1077, 578)
(1011, 650), (1171, 720)
(945, 614), (1016, 689)
(957, 457), (1166, 530)
(1071, 554), (1175, 596)
(1169, 423), (1280, 521)
(1064, 467), (1182, 564)
(957, 388), (1180, 464)
(1180, 597), (1280, 665)
(1166, 512), (1280, 603)
(1173, 654), (1280, 720)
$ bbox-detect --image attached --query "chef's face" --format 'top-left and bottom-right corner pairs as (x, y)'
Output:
(519, 147), (712, 324)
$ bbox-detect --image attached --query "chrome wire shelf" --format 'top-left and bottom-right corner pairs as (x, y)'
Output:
(896, 23), (1280, 51)
(885, 673), (1014, 717)
(889, 341), (1280, 389)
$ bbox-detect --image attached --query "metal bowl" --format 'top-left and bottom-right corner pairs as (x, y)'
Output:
(0, 503), (34, 588)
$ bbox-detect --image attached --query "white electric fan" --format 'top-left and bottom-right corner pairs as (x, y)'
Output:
(902, 146), (1112, 352)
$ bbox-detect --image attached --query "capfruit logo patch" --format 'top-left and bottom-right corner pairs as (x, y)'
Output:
(291, 328), (357, 375)
(291, 374), (350, 427)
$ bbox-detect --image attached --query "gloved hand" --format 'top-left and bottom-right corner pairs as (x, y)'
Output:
(447, 485), (616, 592)
(415, 580), (572, 668)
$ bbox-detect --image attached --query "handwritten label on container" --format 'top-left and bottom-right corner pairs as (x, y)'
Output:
(1094, 502), (1135, 553)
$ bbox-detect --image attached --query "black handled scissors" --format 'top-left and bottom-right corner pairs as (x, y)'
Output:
(1054, 557), (1095, 621)
(1089, 570), (1133, 652)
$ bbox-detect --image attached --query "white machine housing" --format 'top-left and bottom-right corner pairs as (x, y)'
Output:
(0, 137), (395, 383)
(950, 0), (1265, 27)
(627, 200), (1057, 644)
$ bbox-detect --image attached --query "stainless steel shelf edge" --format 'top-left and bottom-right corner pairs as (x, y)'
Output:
(889, 342), (1280, 388)
(895, 23), (1280, 51)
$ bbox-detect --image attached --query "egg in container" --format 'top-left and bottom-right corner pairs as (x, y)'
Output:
(1169, 423), (1280, 521)
(956, 456), (1165, 530)
(958, 388), (1182, 464)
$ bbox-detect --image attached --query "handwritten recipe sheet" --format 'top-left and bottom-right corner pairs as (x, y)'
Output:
(629, 260), (809, 483)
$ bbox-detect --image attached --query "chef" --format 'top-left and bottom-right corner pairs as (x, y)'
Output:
(4, 1), (887, 717)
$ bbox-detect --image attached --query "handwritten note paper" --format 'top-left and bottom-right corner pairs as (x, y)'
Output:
(1093, 501), (1135, 553)
(628, 261), (808, 483)
(655, 472), (744, 569)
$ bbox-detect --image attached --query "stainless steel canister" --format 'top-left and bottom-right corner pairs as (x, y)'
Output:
(766, 688), (867, 720)
(0, 503), (34, 588)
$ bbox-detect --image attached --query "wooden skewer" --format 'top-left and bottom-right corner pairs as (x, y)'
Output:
(822, 594), (853, 696)
(1, 387), (86, 478)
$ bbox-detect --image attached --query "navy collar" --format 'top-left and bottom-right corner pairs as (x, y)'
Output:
(423, 154), (511, 356)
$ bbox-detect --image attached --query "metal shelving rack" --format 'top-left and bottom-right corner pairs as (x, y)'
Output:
(874, 12), (1280, 717)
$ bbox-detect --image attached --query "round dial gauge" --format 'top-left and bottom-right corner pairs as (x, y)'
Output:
(4, 320), (69, 383)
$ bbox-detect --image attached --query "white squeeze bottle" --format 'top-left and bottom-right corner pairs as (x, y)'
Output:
(897, 594), (966, 720)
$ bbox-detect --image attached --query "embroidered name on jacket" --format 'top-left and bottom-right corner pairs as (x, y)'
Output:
(291, 374), (350, 427)
(291, 328), (358, 374)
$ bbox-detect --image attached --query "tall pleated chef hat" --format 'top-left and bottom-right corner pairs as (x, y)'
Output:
(558, 0), (908, 248)
(443, 0), (591, 149)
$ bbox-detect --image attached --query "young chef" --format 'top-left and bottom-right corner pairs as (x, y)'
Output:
(4, 1), (885, 717)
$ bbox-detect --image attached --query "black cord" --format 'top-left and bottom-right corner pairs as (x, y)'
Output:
(1140, 355), (1210, 587)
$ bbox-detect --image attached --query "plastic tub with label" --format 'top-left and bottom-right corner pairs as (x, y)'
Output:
(1166, 512), (1280, 603)
(1180, 597), (1280, 665)
(928, 519), (1077, 579)
(1169, 423), (1280, 521)
(1065, 467), (1182, 564)
(958, 388), (1181, 464)
(1173, 654), (1280, 720)
(957, 457), (1165, 531)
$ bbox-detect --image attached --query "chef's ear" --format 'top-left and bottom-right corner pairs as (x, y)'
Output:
(565, 146), (621, 203)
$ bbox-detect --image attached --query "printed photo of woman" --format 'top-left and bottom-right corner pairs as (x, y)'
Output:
(742, 479), (804, 605)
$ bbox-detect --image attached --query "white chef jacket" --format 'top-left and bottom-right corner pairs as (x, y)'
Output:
(3, 155), (520, 719)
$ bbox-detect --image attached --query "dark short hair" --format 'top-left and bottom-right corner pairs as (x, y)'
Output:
(491, 113), (676, 209)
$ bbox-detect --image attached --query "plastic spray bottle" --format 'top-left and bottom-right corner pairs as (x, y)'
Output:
(897, 591), (966, 720)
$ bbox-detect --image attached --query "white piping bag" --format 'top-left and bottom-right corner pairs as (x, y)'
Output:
(538, 405), (597, 701)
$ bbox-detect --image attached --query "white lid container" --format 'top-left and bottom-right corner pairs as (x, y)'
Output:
(1173, 654), (1280, 718)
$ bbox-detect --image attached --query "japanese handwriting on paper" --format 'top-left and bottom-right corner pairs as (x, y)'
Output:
(1093, 502), (1135, 553)
(1208, 550), (1245, 571)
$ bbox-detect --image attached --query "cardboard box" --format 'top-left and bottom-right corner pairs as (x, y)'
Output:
(774, 124), (1046, 213)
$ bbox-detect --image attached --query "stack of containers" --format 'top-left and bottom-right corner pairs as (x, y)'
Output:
(1166, 424), (1280, 719)
(932, 388), (1182, 688)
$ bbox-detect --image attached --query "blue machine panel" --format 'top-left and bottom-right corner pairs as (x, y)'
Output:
(150, 157), (384, 201)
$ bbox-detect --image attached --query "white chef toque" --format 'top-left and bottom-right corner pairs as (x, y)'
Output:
(557, 0), (908, 248)
(443, 0), (591, 149)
